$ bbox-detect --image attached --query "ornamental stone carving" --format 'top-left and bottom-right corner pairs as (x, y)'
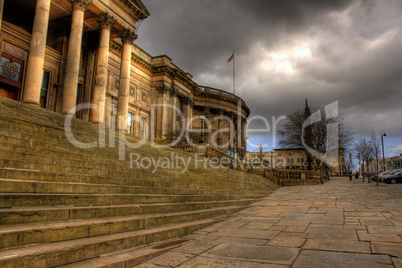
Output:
(97, 13), (117, 29)
(169, 87), (178, 96)
(156, 84), (170, 93)
(67, 0), (92, 9)
(201, 106), (210, 115)
(182, 96), (194, 107)
(216, 108), (224, 115)
(119, 29), (137, 44)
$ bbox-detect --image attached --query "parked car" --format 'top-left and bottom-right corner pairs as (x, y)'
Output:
(384, 172), (402, 184)
(378, 170), (398, 182)
(371, 171), (386, 181)
(383, 170), (402, 183)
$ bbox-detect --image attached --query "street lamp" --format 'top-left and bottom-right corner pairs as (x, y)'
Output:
(381, 131), (386, 172)
(259, 145), (263, 164)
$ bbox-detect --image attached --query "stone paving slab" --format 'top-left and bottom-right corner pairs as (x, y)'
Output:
(201, 242), (300, 265)
(177, 256), (287, 267)
(292, 250), (393, 268)
(138, 177), (402, 267)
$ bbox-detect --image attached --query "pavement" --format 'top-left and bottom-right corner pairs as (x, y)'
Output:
(136, 177), (402, 267)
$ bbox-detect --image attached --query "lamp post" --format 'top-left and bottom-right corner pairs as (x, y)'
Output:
(381, 131), (386, 172)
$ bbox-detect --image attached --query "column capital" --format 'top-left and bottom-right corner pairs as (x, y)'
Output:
(169, 87), (178, 96)
(120, 29), (138, 44)
(97, 13), (117, 29)
(182, 96), (194, 107)
(68, 0), (92, 10)
(201, 106), (210, 115)
(156, 84), (170, 94)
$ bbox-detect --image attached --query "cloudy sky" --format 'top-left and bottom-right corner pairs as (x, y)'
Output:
(136, 0), (402, 156)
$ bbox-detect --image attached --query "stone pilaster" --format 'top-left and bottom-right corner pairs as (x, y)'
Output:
(22, 0), (52, 105)
(90, 13), (116, 124)
(116, 29), (137, 131)
(61, 0), (92, 114)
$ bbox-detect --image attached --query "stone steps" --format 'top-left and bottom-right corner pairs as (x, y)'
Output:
(0, 192), (263, 208)
(0, 97), (279, 266)
(0, 199), (254, 225)
(0, 207), (238, 250)
(58, 238), (190, 268)
(0, 218), (220, 268)
(0, 138), (273, 191)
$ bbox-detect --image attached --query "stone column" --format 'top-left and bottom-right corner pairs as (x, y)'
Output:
(169, 88), (177, 132)
(216, 109), (224, 146)
(241, 117), (247, 157)
(22, 0), (51, 105)
(90, 13), (116, 124)
(182, 96), (193, 132)
(82, 49), (95, 121)
(116, 29), (137, 131)
(155, 85), (169, 137)
(61, 0), (91, 114)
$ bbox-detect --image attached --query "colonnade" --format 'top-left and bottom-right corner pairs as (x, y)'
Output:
(195, 106), (247, 157)
(22, 0), (137, 132)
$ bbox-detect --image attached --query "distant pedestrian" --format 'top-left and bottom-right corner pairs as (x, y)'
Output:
(355, 171), (359, 180)
(349, 171), (353, 181)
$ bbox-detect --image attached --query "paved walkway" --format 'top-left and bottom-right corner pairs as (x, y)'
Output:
(136, 177), (402, 267)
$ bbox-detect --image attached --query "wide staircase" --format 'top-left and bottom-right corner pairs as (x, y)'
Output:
(0, 97), (279, 267)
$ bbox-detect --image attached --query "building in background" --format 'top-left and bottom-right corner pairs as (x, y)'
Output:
(245, 148), (346, 175)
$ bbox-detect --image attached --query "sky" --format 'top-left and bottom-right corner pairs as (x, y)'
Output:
(136, 0), (402, 156)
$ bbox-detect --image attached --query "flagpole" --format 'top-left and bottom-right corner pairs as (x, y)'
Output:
(233, 50), (235, 95)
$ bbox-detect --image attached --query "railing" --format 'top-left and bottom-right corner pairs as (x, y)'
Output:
(270, 168), (328, 186)
(206, 146), (239, 169)
(171, 144), (198, 153)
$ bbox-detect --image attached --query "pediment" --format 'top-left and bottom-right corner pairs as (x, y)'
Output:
(118, 0), (150, 20)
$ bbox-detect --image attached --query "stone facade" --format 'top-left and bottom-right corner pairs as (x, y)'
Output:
(245, 148), (346, 175)
(0, 0), (249, 157)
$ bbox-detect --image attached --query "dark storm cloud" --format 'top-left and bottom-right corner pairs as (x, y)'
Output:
(137, 0), (402, 154)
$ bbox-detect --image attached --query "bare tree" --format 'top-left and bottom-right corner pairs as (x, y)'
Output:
(353, 138), (375, 183)
(370, 131), (382, 186)
(344, 150), (354, 172)
(278, 100), (352, 171)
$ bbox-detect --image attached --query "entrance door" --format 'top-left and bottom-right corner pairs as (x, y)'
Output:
(0, 81), (19, 100)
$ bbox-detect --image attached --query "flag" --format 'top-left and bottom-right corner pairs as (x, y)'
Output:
(227, 52), (234, 63)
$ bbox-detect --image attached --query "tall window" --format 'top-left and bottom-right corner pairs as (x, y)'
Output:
(40, 71), (50, 108)
(140, 117), (147, 140)
(127, 112), (135, 135)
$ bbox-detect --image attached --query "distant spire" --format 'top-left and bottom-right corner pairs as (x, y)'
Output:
(304, 98), (311, 118)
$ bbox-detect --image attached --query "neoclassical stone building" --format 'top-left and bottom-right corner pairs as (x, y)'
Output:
(0, 0), (249, 157)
